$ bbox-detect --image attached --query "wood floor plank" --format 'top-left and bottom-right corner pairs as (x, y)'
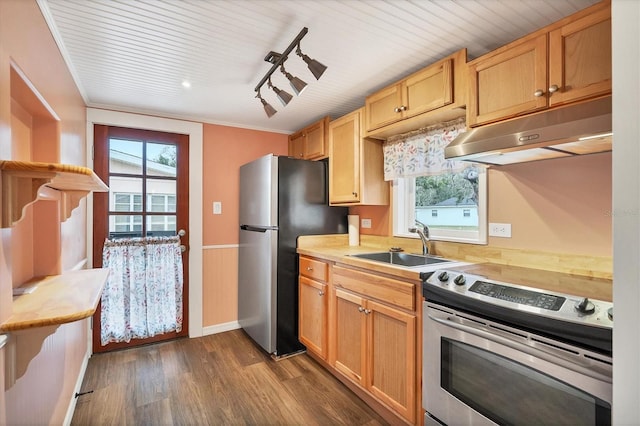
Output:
(72, 329), (388, 425)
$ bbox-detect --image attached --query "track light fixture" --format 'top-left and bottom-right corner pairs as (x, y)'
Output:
(267, 77), (293, 106)
(296, 43), (327, 80)
(256, 91), (277, 118)
(254, 27), (327, 118)
(279, 64), (307, 95)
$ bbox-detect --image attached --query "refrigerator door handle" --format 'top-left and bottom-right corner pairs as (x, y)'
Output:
(240, 224), (279, 232)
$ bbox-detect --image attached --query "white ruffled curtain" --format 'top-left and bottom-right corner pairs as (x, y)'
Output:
(101, 236), (183, 346)
(383, 117), (470, 180)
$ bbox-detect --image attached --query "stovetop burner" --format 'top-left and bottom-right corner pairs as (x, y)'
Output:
(423, 267), (613, 355)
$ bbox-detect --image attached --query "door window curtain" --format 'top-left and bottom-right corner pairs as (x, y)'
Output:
(101, 236), (183, 345)
(382, 117), (470, 180)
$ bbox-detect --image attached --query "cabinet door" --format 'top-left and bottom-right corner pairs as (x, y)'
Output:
(468, 34), (548, 126)
(333, 288), (367, 386)
(403, 58), (453, 120)
(367, 299), (416, 424)
(304, 120), (327, 160)
(365, 84), (403, 131)
(329, 110), (360, 204)
(288, 131), (305, 159)
(548, 7), (611, 107)
(299, 276), (327, 359)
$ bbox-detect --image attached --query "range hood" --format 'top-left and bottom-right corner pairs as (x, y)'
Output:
(445, 97), (612, 165)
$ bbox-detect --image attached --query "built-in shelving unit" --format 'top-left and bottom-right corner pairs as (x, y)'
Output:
(0, 268), (109, 332)
(0, 160), (109, 228)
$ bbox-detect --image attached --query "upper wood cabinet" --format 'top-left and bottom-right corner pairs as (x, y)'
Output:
(365, 49), (467, 139)
(328, 108), (388, 206)
(467, 1), (611, 127)
(288, 116), (330, 160)
(548, 5), (611, 107)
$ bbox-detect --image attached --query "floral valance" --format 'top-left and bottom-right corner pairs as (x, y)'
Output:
(382, 117), (469, 181)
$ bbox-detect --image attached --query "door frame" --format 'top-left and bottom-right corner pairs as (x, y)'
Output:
(86, 108), (204, 347)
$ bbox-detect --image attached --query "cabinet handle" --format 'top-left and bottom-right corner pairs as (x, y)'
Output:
(318, 290), (324, 296)
(548, 84), (559, 93)
(306, 266), (313, 271)
(352, 192), (358, 197)
(394, 107), (401, 113)
(364, 309), (371, 315)
(399, 105), (407, 111)
(534, 89), (545, 97)
(358, 306), (365, 313)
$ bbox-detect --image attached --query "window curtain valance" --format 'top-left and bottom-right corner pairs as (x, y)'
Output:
(382, 117), (469, 181)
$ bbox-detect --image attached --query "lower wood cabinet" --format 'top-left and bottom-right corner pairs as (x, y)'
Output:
(299, 275), (328, 359)
(298, 258), (420, 424)
(298, 256), (329, 359)
(332, 266), (418, 424)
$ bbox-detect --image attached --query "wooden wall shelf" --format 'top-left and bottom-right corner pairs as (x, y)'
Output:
(0, 160), (109, 228)
(1, 268), (109, 332)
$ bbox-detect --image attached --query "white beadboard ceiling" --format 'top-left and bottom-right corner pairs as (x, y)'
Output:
(39, 0), (599, 134)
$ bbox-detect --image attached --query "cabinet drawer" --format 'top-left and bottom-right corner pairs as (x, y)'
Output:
(333, 266), (415, 311)
(300, 256), (328, 282)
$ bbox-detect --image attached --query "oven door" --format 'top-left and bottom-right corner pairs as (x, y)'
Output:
(423, 302), (612, 426)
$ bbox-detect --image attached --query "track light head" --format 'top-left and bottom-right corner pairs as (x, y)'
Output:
(296, 44), (327, 80)
(268, 77), (293, 106)
(256, 92), (277, 118)
(280, 64), (307, 95)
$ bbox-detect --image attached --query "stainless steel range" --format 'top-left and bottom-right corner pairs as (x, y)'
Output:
(422, 266), (613, 426)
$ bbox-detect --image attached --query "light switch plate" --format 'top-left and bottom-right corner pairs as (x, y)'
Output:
(361, 218), (372, 229)
(489, 222), (511, 238)
(213, 201), (222, 215)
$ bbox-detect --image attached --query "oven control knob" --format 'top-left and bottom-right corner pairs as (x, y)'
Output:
(437, 271), (449, 282)
(575, 297), (595, 314)
(453, 275), (466, 286)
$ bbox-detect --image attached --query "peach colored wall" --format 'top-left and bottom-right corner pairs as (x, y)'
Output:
(350, 205), (390, 236)
(0, 1), (90, 425)
(202, 123), (288, 245)
(353, 153), (612, 257)
(201, 123), (287, 327)
(487, 152), (612, 256)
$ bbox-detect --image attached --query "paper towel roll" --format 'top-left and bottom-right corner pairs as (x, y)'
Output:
(348, 215), (360, 246)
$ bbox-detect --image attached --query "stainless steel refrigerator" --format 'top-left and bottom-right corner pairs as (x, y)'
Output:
(238, 154), (347, 357)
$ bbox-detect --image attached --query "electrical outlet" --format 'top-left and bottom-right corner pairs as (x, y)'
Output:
(361, 218), (372, 229)
(213, 201), (222, 215)
(489, 222), (511, 238)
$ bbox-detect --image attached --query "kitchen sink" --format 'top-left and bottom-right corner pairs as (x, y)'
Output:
(349, 251), (452, 268)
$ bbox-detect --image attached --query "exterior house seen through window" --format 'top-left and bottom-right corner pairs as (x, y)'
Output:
(393, 167), (487, 244)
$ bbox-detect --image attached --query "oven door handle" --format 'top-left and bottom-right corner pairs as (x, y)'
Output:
(428, 313), (612, 383)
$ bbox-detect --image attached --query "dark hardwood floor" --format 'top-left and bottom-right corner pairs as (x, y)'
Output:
(72, 329), (387, 425)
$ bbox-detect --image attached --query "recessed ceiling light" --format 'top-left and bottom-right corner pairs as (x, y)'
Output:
(182, 80), (191, 88)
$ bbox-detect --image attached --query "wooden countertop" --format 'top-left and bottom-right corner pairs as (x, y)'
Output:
(1, 268), (109, 332)
(297, 234), (613, 302)
(297, 234), (457, 282)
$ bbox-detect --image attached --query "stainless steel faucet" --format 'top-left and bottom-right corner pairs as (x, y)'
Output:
(409, 220), (430, 255)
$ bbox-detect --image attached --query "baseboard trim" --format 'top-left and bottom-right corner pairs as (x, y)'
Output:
(62, 349), (90, 426)
(202, 321), (241, 336)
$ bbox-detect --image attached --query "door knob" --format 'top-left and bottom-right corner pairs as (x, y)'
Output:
(534, 89), (545, 97)
(548, 84), (559, 93)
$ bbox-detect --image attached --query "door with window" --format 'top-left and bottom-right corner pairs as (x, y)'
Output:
(92, 125), (189, 353)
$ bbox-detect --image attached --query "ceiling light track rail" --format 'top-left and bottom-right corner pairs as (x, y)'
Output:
(255, 27), (327, 118)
